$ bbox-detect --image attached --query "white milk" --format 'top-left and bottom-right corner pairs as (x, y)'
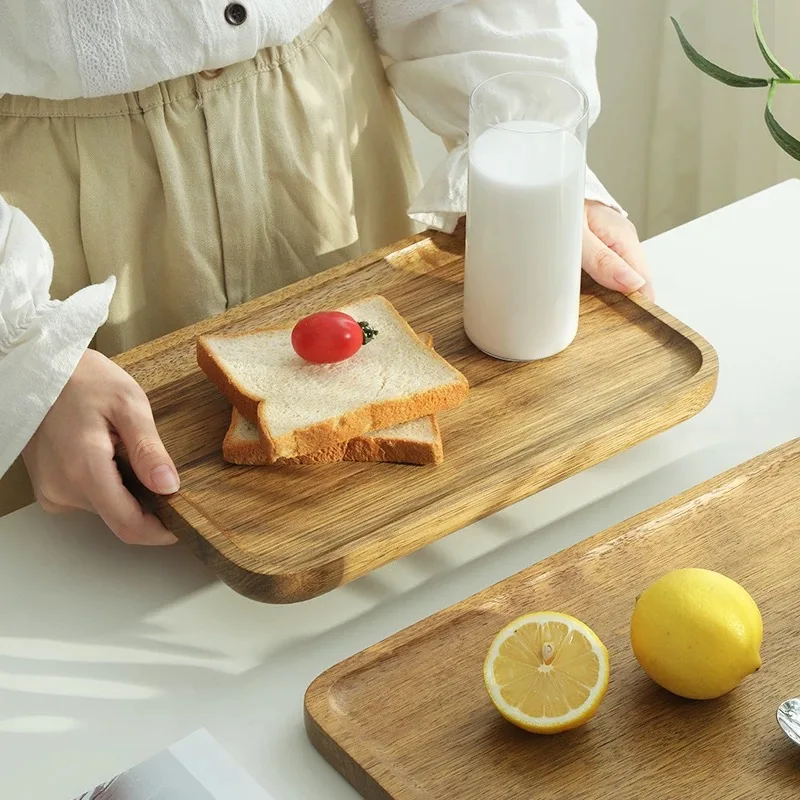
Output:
(464, 120), (586, 361)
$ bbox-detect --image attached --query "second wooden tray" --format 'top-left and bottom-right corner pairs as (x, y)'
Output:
(305, 440), (800, 799)
(116, 228), (717, 603)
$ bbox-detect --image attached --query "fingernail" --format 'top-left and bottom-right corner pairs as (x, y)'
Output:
(613, 265), (646, 294)
(148, 530), (179, 546)
(151, 465), (180, 494)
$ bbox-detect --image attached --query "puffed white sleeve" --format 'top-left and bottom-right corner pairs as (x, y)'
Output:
(372, 0), (625, 233)
(0, 196), (115, 478)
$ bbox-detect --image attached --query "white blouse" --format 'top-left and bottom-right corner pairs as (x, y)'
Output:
(0, 0), (622, 478)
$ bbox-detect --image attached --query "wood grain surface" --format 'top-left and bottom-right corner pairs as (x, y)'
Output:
(115, 226), (717, 603)
(305, 439), (800, 800)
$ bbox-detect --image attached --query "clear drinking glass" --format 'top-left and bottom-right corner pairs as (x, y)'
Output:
(464, 71), (589, 361)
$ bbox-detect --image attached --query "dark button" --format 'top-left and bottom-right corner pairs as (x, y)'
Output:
(224, 3), (247, 25)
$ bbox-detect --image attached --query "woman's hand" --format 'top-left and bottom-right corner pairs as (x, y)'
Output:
(22, 350), (179, 545)
(581, 200), (654, 300)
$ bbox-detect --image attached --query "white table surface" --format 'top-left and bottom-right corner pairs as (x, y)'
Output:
(2, 180), (800, 799)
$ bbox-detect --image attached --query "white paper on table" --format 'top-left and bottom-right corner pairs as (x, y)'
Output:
(72, 728), (275, 800)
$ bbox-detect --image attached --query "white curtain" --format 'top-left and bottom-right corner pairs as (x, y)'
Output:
(583, 0), (800, 237)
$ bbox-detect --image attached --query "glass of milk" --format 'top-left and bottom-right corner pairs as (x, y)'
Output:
(464, 71), (589, 361)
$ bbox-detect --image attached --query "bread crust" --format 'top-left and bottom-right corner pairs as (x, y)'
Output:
(196, 338), (261, 422)
(197, 297), (468, 462)
(223, 409), (444, 466)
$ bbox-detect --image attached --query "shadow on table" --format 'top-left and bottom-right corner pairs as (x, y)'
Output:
(0, 435), (747, 672)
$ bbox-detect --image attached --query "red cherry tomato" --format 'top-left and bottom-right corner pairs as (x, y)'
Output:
(291, 311), (364, 364)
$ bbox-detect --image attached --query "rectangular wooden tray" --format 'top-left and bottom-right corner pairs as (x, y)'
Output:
(116, 227), (717, 603)
(305, 439), (800, 799)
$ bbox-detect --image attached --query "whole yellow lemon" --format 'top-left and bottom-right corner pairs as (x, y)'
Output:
(630, 568), (762, 700)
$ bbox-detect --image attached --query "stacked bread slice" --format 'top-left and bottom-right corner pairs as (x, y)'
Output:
(197, 296), (469, 466)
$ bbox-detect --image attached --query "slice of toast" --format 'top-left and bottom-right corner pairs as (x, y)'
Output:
(223, 409), (444, 466)
(197, 296), (468, 462)
(223, 332), (444, 466)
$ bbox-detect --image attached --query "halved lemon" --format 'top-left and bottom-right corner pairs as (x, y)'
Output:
(483, 611), (610, 734)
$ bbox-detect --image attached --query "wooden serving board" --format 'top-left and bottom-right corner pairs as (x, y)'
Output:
(116, 227), (717, 603)
(305, 440), (800, 799)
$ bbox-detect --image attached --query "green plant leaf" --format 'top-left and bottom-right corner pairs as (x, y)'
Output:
(765, 81), (800, 161)
(671, 17), (769, 88)
(753, 0), (794, 79)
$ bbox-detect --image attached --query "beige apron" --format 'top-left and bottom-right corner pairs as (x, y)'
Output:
(0, 0), (421, 515)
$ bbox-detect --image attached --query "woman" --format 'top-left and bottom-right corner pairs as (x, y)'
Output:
(0, 0), (651, 542)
